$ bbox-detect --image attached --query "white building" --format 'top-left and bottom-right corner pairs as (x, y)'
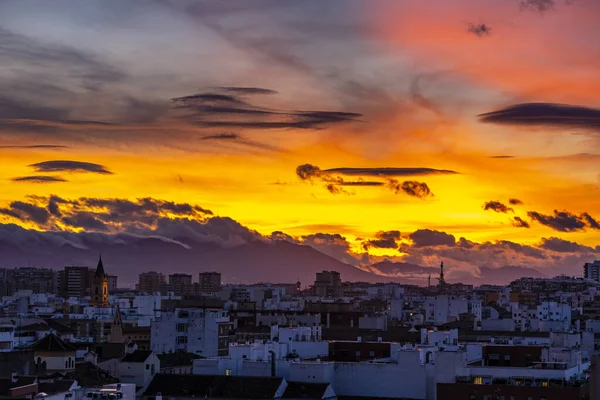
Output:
(0, 323), (14, 352)
(118, 350), (160, 391)
(151, 308), (229, 357)
(584, 260), (600, 282)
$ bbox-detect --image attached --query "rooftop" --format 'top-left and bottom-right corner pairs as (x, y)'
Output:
(144, 374), (283, 399)
(121, 350), (153, 363)
(30, 333), (76, 352)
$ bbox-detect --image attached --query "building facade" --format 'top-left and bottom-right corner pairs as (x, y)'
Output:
(198, 272), (221, 294)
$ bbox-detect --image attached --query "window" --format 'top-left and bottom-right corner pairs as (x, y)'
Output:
(176, 323), (187, 333)
(369, 351), (375, 357)
(176, 336), (188, 344)
(225, 369), (232, 376)
(504, 355), (510, 361)
(355, 351), (361, 359)
(474, 376), (483, 385)
(146, 364), (150, 370)
(541, 381), (548, 387)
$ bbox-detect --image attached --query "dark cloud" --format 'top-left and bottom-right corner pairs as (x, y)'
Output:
(325, 184), (350, 195)
(468, 23), (492, 37)
(363, 230), (401, 250)
(509, 198), (524, 206)
(409, 229), (456, 247)
(171, 93), (245, 106)
(0, 195), (213, 234)
(479, 103), (600, 132)
(201, 133), (239, 140)
(11, 176), (67, 183)
(483, 201), (514, 213)
(519, 0), (555, 13)
(539, 237), (595, 253)
(387, 179), (433, 198)
(323, 167), (458, 176)
(62, 212), (108, 232)
(29, 160), (113, 175)
(527, 210), (600, 232)
(0, 144), (68, 149)
(296, 165), (440, 198)
(512, 217), (531, 228)
(490, 155), (515, 159)
(0, 201), (50, 225)
(296, 164), (324, 181)
(339, 181), (385, 187)
(172, 86), (361, 131)
(219, 87), (278, 95)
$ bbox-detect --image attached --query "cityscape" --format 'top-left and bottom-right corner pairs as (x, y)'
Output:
(1, 0), (600, 399)
(1, 259), (600, 399)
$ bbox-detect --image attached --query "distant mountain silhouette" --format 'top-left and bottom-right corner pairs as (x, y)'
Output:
(0, 224), (546, 287)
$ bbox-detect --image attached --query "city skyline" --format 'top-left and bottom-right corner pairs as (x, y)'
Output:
(0, 0), (599, 283)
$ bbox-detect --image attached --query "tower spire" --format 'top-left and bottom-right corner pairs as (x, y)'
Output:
(438, 261), (446, 292)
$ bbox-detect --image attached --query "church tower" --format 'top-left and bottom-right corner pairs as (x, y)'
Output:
(438, 261), (446, 293)
(109, 304), (124, 343)
(91, 255), (109, 307)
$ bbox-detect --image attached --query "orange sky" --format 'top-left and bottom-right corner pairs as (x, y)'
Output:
(0, 0), (599, 279)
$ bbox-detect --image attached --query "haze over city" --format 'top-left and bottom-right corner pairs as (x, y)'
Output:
(0, 0), (599, 286)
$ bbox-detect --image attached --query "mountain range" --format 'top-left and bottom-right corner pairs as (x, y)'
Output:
(0, 224), (546, 287)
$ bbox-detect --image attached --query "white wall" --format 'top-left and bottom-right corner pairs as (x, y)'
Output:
(119, 353), (160, 389)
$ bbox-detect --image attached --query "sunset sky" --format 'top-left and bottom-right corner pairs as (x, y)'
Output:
(1, 0), (599, 281)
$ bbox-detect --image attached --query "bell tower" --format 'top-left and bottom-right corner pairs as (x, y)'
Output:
(91, 255), (109, 307)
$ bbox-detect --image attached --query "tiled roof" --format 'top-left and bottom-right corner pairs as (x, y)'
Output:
(282, 382), (329, 399)
(121, 350), (152, 363)
(30, 333), (76, 352)
(144, 374), (283, 399)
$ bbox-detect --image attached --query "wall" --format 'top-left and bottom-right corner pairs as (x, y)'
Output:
(438, 383), (588, 400)
(119, 353), (159, 388)
(480, 318), (515, 331)
(34, 351), (76, 372)
(332, 352), (427, 399)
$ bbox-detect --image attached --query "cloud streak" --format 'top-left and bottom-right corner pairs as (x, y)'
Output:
(479, 103), (600, 132)
(12, 176), (67, 183)
(29, 160), (113, 175)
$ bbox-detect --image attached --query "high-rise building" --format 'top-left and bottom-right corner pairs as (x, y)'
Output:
(314, 271), (342, 297)
(107, 275), (118, 292)
(60, 266), (94, 298)
(198, 272), (221, 294)
(584, 261), (600, 282)
(138, 271), (166, 294)
(0, 268), (58, 295)
(169, 273), (192, 296)
(90, 256), (109, 307)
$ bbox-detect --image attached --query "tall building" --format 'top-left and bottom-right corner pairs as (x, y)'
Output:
(107, 275), (118, 292)
(90, 255), (109, 307)
(151, 308), (232, 356)
(314, 271), (342, 297)
(198, 272), (221, 294)
(584, 261), (600, 282)
(138, 271), (166, 294)
(60, 266), (94, 298)
(169, 273), (192, 296)
(0, 268), (58, 296)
